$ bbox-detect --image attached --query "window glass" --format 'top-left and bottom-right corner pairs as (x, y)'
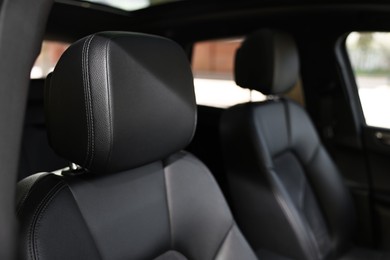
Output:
(192, 39), (265, 108)
(346, 32), (390, 128)
(31, 41), (70, 79)
(78, 0), (179, 12)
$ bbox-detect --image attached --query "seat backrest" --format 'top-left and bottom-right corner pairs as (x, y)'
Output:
(17, 32), (257, 260)
(220, 29), (356, 260)
(18, 79), (67, 180)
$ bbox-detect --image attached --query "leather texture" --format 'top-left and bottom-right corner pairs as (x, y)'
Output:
(221, 100), (355, 260)
(18, 32), (257, 260)
(17, 152), (258, 260)
(221, 29), (390, 260)
(234, 29), (299, 95)
(45, 32), (196, 174)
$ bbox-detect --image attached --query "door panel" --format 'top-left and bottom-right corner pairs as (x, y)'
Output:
(345, 32), (390, 249)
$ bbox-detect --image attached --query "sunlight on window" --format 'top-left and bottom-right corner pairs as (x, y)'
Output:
(192, 38), (266, 108)
(194, 78), (265, 108)
(346, 32), (390, 128)
(31, 41), (70, 79)
(30, 66), (43, 79)
(81, 0), (178, 11)
(85, 0), (149, 10)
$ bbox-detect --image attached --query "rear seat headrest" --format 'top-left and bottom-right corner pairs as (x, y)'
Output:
(234, 29), (299, 95)
(45, 32), (196, 174)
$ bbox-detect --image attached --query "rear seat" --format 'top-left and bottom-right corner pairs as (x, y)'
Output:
(18, 79), (67, 180)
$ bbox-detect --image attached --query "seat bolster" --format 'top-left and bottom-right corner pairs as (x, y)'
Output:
(287, 101), (356, 253)
(164, 151), (257, 260)
(16, 172), (50, 212)
(215, 225), (257, 260)
(305, 146), (356, 254)
(220, 103), (314, 259)
(17, 173), (102, 260)
(18, 153), (258, 260)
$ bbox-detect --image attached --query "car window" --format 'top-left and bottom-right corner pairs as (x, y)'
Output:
(31, 41), (70, 79)
(192, 38), (265, 108)
(346, 32), (390, 128)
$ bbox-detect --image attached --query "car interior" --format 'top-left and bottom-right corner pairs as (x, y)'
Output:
(3, 0), (390, 259)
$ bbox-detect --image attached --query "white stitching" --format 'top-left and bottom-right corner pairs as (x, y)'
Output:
(81, 35), (95, 168)
(85, 35), (95, 169)
(81, 37), (91, 167)
(28, 181), (65, 259)
(104, 36), (113, 171)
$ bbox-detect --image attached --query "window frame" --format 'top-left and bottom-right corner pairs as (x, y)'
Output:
(190, 37), (268, 109)
(336, 32), (370, 129)
(340, 31), (390, 130)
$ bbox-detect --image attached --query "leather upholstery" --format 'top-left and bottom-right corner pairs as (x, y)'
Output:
(18, 152), (257, 260)
(234, 29), (299, 95)
(17, 32), (257, 260)
(45, 32), (196, 174)
(221, 29), (389, 260)
(221, 100), (355, 260)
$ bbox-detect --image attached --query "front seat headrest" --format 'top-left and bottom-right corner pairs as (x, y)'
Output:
(45, 32), (196, 174)
(234, 29), (299, 95)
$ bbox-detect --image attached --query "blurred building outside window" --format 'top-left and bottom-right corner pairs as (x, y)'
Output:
(192, 39), (265, 108)
(346, 32), (390, 128)
(31, 41), (70, 79)
(32, 38), (265, 109)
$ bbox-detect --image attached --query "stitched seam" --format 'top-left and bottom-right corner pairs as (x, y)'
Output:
(104, 37), (113, 172)
(66, 184), (104, 260)
(34, 185), (66, 260)
(17, 174), (48, 215)
(179, 153), (214, 178)
(293, 146), (327, 259)
(85, 35), (95, 169)
(28, 181), (65, 260)
(82, 36), (92, 167)
(162, 160), (174, 249)
(301, 213), (323, 259)
(308, 143), (321, 165)
(82, 35), (95, 168)
(299, 177), (306, 210)
(282, 99), (292, 148)
(212, 221), (234, 259)
(250, 107), (319, 260)
(300, 182), (323, 258)
(173, 153), (236, 258)
(268, 176), (319, 260)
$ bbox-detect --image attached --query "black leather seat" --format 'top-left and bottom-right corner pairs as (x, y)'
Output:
(17, 32), (258, 260)
(220, 29), (390, 260)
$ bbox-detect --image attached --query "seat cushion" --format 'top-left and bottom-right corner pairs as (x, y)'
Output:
(220, 100), (356, 260)
(17, 152), (257, 260)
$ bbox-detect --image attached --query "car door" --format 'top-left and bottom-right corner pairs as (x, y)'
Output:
(337, 31), (390, 250)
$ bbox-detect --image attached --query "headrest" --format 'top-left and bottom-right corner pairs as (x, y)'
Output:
(234, 29), (299, 95)
(45, 32), (196, 174)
